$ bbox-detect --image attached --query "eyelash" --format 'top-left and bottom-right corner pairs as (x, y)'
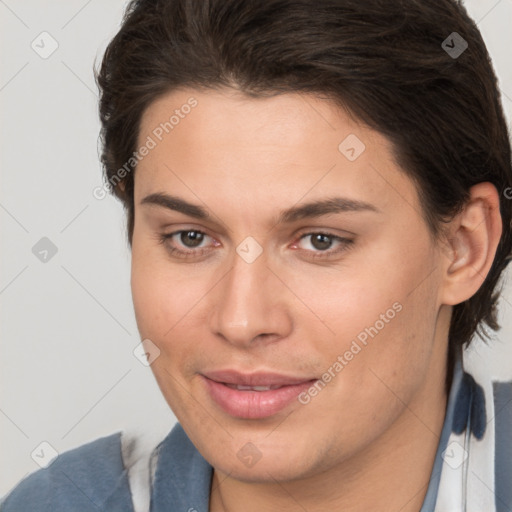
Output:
(157, 229), (354, 260)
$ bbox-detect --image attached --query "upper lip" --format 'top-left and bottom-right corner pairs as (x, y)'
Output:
(202, 369), (316, 387)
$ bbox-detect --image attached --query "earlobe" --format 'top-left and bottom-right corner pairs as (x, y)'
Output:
(441, 182), (502, 306)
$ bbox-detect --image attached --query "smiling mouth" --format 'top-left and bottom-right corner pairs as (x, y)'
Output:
(223, 383), (285, 391)
(201, 374), (318, 419)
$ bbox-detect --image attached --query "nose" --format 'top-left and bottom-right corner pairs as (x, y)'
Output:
(208, 247), (293, 348)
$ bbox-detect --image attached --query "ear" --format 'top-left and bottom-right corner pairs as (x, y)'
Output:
(440, 182), (502, 306)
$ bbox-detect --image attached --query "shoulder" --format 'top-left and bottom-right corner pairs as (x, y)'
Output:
(494, 379), (512, 409)
(493, 380), (512, 512)
(1, 432), (133, 512)
(494, 379), (512, 449)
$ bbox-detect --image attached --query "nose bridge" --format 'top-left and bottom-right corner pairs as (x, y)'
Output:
(209, 245), (292, 346)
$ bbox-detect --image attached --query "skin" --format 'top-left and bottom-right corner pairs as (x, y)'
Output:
(129, 87), (502, 512)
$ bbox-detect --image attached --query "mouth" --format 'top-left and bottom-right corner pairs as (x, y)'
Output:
(222, 383), (285, 391)
(201, 369), (318, 419)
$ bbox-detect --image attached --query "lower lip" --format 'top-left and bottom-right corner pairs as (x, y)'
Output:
(202, 376), (316, 419)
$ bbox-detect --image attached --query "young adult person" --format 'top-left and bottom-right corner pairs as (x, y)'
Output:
(2, 0), (511, 510)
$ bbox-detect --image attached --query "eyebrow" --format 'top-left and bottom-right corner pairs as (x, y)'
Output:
(140, 192), (379, 225)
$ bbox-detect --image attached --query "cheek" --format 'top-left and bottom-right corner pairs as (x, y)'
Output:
(130, 236), (208, 340)
(130, 244), (209, 412)
(277, 249), (441, 449)
(286, 234), (441, 387)
(284, 248), (428, 339)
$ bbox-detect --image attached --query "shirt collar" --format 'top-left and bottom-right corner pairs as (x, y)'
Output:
(420, 351), (464, 511)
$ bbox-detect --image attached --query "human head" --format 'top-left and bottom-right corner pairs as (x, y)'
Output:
(94, 0), (511, 493)
(96, 0), (512, 359)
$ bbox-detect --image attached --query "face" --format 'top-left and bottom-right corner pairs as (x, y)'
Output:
(130, 87), (449, 482)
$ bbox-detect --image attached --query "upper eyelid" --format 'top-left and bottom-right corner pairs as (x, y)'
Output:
(166, 229), (350, 249)
(165, 228), (346, 238)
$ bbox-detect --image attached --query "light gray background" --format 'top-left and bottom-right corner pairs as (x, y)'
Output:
(1, 0), (511, 497)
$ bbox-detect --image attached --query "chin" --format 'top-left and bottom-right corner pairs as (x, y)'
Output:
(215, 458), (311, 484)
(207, 435), (324, 483)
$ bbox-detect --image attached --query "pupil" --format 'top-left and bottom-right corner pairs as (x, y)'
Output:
(181, 231), (203, 247)
(312, 234), (332, 251)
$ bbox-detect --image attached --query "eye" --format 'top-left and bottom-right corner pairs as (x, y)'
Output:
(158, 229), (218, 258)
(157, 229), (353, 260)
(174, 230), (207, 248)
(292, 231), (354, 258)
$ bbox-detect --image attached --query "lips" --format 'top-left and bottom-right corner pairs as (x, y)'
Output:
(203, 369), (315, 387)
(201, 369), (318, 419)
(224, 383), (283, 391)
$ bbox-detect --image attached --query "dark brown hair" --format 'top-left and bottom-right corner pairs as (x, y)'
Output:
(95, 0), (512, 358)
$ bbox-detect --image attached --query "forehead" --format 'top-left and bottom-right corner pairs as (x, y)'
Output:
(135, 87), (422, 226)
(139, 87), (374, 153)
